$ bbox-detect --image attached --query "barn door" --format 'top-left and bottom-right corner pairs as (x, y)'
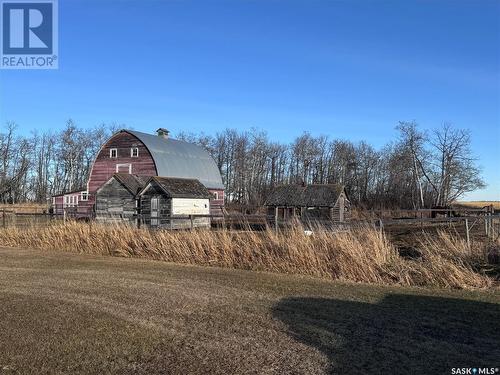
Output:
(151, 197), (159, 226)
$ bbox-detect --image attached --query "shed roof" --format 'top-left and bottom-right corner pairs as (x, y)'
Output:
(122, 130), (224, 190)
(52, 187), (87, 197)
(112, 174), (148, 195)
(140, 176), (213, 199)
(265, 184), (346, 207)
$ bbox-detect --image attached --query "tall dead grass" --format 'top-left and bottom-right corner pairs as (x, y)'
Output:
(0, 221), (492, 289)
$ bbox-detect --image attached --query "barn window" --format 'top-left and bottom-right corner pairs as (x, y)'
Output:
(110, 148), (117, 158)
(131, 147), (139, 157)
(116, 164), (132, 174)
(81, 192), (88, 201)
(213, 192), (219, 200)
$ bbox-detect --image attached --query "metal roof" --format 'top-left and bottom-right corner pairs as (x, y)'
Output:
(123, 130), (224, 190)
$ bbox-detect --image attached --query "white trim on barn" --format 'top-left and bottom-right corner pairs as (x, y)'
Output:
(116, 163), (132, 174)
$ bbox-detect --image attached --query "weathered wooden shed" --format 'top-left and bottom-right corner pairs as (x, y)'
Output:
(95, 174), (147, 222)
(265, 184), (350, 224)
(138, 177), (212, 229)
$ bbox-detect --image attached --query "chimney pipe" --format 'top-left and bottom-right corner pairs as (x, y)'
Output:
(156, 128), (170, 139)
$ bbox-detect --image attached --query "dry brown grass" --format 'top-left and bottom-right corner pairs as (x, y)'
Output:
(0, 203), (47, 214)
(0, 221), (493, 289)
(392, 231), (493, 288)
(455, 201), (500, 209)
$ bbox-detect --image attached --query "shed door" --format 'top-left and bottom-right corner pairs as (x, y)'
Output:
(151, 197), (159, 226)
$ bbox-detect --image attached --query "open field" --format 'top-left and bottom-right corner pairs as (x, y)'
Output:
(455, 201), (500, 210)
(0, 247), (499, 375)
(0, 203), (48, 214)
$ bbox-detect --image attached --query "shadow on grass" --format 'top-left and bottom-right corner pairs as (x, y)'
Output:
(273, 294), (500, 374)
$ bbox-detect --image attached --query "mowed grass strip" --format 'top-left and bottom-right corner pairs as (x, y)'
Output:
(0, 247), (499, 375)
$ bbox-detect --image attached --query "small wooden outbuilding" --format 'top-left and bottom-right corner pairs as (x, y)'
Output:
(265, 184), (350, 224)
(95, 174), (147, 222)
(138, 177), (212, 229)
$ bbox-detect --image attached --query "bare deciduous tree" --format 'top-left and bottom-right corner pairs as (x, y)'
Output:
(0, 120), (485, 209)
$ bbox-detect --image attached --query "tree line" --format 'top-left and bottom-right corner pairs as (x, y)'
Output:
(179, 121), (484, 209)
(0, 120), (484, 209)
(0, 120), (118, 204)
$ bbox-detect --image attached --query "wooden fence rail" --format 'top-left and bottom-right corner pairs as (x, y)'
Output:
(2, 208), (499, 244)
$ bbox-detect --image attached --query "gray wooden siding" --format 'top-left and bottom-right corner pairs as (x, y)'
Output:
(139, 181), (210, 229)
(267, 191), (351, 223)
(140, 183), (172, 227)
(329, 192), (350, 222)
(95, 178), (137, 222)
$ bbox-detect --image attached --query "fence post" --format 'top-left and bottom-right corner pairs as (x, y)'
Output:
(465, 218), (470, 250)
(489, 214), (493, 238)
(376, 218), (384, 234)
(190, 215), (194, 230)
(275, 207), (280, 232)
(493, 217), (497, 240)
(2, 208), (5, 229)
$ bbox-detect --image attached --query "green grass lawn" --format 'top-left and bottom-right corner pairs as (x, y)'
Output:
(0, 247), (498, 374)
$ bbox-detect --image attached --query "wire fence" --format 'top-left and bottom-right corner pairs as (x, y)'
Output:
(1, 206), (499, 245)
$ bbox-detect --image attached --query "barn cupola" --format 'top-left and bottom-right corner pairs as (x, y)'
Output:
(156, 128), (170, 139)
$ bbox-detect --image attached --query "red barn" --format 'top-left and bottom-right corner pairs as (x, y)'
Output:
(55, 128), (224, 217)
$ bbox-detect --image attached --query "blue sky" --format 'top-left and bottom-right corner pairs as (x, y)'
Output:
(0, 0), (499, 200)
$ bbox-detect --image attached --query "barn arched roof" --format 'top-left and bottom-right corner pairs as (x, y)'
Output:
(122, 130), (224, 190)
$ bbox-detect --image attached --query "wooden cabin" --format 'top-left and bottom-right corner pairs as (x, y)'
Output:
(52, 128), (224, 218)
(265, 184), (350, 224)
(138, 177), (212, 229)
(95, 174), (147, 222)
